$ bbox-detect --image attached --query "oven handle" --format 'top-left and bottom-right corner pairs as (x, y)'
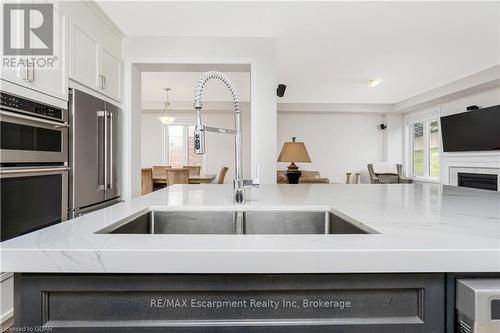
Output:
(0, 167), (70, 174)
(0, 110), (70, 128)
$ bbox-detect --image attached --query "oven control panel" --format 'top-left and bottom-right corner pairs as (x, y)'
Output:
(1, 91), (64, 122)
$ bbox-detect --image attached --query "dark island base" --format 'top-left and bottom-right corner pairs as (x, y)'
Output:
(12, 273), (499, 333)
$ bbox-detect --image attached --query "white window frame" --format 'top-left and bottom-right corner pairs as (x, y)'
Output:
(404, 109), (442, 182)
(163, 119), (206, 172)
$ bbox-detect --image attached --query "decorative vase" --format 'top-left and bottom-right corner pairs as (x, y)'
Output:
(355, 173), (362, 184)
(346, 172), (352, 184)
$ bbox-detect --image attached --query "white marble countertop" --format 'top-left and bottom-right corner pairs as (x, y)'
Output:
(1, 184), (499, 273)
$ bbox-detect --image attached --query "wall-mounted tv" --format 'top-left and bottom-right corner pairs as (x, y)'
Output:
(440, 105), (500, 152)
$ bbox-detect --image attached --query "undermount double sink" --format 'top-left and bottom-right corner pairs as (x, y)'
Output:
(97, 210), (374, 235)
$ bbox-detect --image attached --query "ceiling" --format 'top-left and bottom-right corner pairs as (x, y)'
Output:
(98, 1), (500, 104)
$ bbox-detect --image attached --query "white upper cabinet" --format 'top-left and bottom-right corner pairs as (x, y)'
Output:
(100, 47), (122, 101)
(64, 2), (122, 102)
(69, 25), (100, 90)
(1, 3), (68, 101)
(27, 10), (68, 100)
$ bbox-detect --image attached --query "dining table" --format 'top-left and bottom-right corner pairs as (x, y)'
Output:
(188, 174), (217, 184)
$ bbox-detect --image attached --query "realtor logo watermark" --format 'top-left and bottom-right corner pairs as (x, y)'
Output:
(2, 2), (58, 70)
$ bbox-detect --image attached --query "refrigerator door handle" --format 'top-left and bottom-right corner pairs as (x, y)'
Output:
(97, 111), (107, 190)
(104, 110), (108, 191)
(108, 111), (113, 190)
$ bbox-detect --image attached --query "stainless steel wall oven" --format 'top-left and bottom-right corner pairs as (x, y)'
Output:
(0, 88), (69, 242)
(0, 166), (69, 241)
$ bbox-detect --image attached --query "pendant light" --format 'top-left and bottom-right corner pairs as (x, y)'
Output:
(158, 88), (175, 125)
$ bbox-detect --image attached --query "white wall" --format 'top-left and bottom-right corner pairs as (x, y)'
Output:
(404, 87), (500, 119)
(383, 113), (404, 164)
(141, 113), (166, 168)
(141, 109), (251, 182)
(403, 86), (500, 183)
(277, 112), (385, 183)
(123, 64), (143, 199)
(122, 36), (277, 198)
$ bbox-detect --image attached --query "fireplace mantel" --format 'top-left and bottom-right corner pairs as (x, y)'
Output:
(442, 151), (500, 191)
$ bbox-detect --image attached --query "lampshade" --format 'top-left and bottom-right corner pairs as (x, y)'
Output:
(158, 115), (176, 125)
(277, 138), (311, 163)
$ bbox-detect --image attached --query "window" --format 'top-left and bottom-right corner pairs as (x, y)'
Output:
(412, 122), (424, 176)
(165, 125), (204, 169)
(429, 120), (440, 178)
(167, 125), (184, 167)
(408, 116), (440, 180)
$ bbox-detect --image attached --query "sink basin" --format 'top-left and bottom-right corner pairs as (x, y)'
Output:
(244, 211), (368, 234)
(102, 211), (235, 235)
(97, 210), (371, 235)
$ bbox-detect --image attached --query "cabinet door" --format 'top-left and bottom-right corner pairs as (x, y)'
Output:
(69, 24), (99, 90)
(0, 3), (30, 87)
(100, 47), (121, 102)
(28, 10), (68, 100)
(0, 64), (29, 88)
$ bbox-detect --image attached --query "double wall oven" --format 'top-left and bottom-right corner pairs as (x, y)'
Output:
(1, 85), (69, 242)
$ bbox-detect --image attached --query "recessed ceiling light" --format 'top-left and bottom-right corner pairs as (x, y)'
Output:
(368, 79), (382, 87)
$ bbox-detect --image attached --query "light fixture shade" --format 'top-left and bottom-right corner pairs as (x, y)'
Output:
(368, 79), (382, 87)
(158, 115), (176, 125)
(277, 140), (311, 163)
(158, 87), (175, 125)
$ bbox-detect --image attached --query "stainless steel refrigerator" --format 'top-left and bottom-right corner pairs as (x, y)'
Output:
(69, 89), (121, 218)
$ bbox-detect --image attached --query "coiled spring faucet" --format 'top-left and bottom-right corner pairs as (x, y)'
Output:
(193, 71), (259, 204)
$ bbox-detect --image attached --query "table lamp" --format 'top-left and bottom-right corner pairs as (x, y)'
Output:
(277, 137), (311, 184)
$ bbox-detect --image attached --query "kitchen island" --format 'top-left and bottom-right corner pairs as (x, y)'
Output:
(2, 183), (499, 332)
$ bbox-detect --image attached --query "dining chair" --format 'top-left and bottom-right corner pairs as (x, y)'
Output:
(141, 168), (154, 194)
(183, 165), (201, 176)
(152, 165), (171, 186)
(166, 168), (190, 186)
(217, 167), (229, 184)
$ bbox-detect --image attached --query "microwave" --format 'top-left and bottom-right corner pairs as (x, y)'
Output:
(0, 91), (69, 165)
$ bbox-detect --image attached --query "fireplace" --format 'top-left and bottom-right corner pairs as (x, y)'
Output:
(457, 172), (498, 191)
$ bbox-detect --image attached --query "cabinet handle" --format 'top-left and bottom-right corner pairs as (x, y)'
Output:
(103, 75), (106, 90)
(24, 66), (29, 81)
(99, 74), (104, 89)
(31, 63), (35, 82)
(25, 62), (35, 83)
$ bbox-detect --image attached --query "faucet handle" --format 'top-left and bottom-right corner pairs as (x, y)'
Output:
(243, 165), (260, 188)
(253, 164), (260, 187)
(193, 126), (206, 154)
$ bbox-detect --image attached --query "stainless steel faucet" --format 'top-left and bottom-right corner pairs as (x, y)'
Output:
(193, 71), (259, 204)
